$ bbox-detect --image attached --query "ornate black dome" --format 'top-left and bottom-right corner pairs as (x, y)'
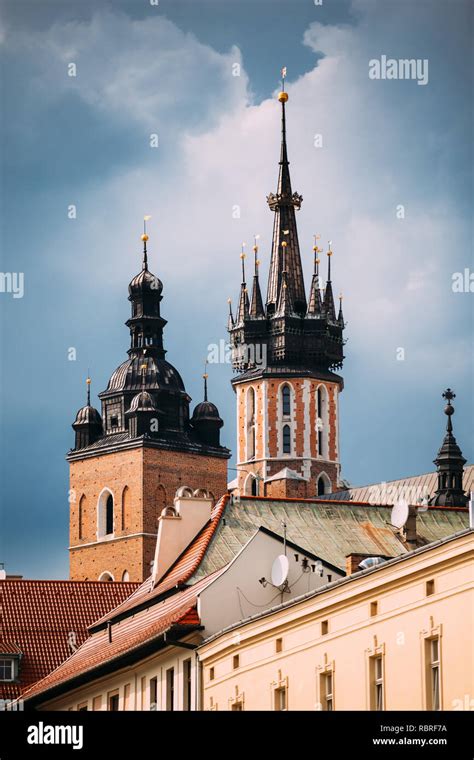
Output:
(128, 268), (163, 297)
(74, 404), (102, 426)
(191, 400), (222, 424)
(107, 356), (185, 393)
(129, 390), (157, 412)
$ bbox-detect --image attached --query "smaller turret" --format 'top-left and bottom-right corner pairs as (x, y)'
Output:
(72, 378), (103, 450)
(191, 369), (223, 447)
(429, 389), (468, 507)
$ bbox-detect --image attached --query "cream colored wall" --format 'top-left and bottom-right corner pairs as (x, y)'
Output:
(198, 533), (474, 711)
(39, 633), (201, 712)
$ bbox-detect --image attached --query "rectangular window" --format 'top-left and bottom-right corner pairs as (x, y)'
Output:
(426, 579), (435, 596)
(231, 701), (243, 711)
(77, 702), (88, 711)
(274, 686), (287, 711)
(275, 638), (283, 653)
(149, 677), (157, 711)
(321, 620), (329, 635)
(209, 667), (215, 682)
(370, 601), (378, 617)
(233, 654), (240, 670)
(183, 659), (192, 712)
(166, 668), (175, 711)
(108, 692), (120, 711)
(426, 637), (441, 710)
(320, 671), (334, 711)
(0, 658), (14, 681)
(369, 655), (384, 711)
(92, 696), (102, 711)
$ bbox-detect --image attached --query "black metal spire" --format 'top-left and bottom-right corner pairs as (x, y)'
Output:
(203, 362), (208, 402)
(127, 224), (166, 360)
(322, 245), (337, 321)
(249, 237), (265, 319)
(235, 245), (250, 325)
(307, 236), (323, 316)
(266, 73), (306, 315)
(429, 389), (468, 506)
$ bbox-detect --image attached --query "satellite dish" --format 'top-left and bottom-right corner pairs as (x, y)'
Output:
(271, 555), (289, 587)
(359, 556), (386, 570)
(391, 498), (409, 529)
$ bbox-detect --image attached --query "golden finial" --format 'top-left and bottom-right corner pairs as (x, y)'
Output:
(142, 215), (152, 242)
(339, 293), (343, 300)
(281, 240), (288, 248)
(256, 259), (261, 267)
(240, 252), (246, 259)
(327, 240), (333, 256)
(313, 233), (321, 253)
(227, 297), (232, 304)
(86, 377), (91, 385)
(278, 66), (288, 101)
(140, 363), (147, 372)
(316, 258), (320, 265)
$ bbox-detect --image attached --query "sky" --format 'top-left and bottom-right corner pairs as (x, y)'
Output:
(0, 0), (472, 579)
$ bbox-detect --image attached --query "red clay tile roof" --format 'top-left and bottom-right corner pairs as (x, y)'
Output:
(23, 570), (223, 704)
(91, 493), (230, 629)
(0, 580), (139, 701)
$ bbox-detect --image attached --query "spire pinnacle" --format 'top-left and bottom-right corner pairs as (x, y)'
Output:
(429, 388), (468, 507)
(327, 241), (333, 281)
(203, 360), (209, 402)
(249, 235), (265, 318)
(307, 236), (323, 316)
(86, 376), (91, 406)
(240, 243), (247, 283)
(141, 215), (151, 271)
(322, 243), (336, 321)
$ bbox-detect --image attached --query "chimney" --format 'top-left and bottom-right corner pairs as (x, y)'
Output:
(345, 553), (374, 575)
(151, 487), (213, 587)
(405, 505), (418, 545)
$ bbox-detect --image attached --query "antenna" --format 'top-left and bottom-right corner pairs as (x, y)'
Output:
(390, 498), (409, 530)
(271, 555), (289, 587)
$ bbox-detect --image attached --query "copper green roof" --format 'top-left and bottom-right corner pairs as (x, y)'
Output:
(191, 496), (469, 581)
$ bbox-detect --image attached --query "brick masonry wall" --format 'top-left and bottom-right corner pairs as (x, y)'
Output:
(236, 377), (341, 496)
(69, 444), (228, 583)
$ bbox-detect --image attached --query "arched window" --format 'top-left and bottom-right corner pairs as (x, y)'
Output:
(121, 570), (130, 582)
(121, 486), (130, 532)
(281, 385), (291, 417)
(316, 385), (329, 459)
(244, 473), (258, 496)
(78, 495), (86, 541)
(246, 387), (256, 460)
(283, 424), (291, 454)
(98, 571), (114, 582)
(317, 473), (331, 496)
(98, 489), (114, 538)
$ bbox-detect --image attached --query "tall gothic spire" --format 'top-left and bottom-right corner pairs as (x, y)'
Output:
(429, 389), (468, 506)
(266, 76), (306, 315)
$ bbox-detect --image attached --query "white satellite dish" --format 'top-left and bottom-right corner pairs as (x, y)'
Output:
(271, 555), (289, 587)
(391, 498), (409, 529)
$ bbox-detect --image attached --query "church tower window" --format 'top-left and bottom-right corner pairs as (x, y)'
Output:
(282, 424), (291, 454)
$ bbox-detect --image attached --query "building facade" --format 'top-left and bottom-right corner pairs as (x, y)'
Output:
(198, 530), (474, 711)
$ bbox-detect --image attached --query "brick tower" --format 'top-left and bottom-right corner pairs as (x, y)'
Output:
(228, 79), (346, 499)
(69, 229), (230, 582)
